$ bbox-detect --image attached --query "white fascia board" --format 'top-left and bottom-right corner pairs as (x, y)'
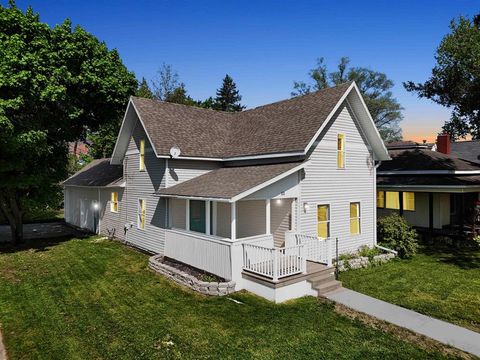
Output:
(303, 82), (355, 155)
(378, 170), (480, 175)
(230, 161), (308, 203)
(221, 151), (305, 162)
(155, 194), (230, 202)
(349, 82), (390, 161)
(110, 100), (134, 164)
(130, 100), (160, 159)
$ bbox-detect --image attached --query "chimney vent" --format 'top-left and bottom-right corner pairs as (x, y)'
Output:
(436, 133), (451, 155)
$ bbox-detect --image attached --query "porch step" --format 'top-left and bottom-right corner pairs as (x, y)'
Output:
(307, 270), (342, 296)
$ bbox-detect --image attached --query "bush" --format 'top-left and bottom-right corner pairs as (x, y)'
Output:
(377, 214), (418, 259)
(357, 245), (381, 261)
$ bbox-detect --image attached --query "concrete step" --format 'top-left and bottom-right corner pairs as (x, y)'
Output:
(311, 279), (343, 296)
(309, 272), (336, 286)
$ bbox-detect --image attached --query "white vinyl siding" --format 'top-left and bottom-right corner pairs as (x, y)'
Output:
(271, 198), (292, 247)
(166, 159), (219, 186)
(237, 200), (266, 238)
(299, 103), (375, 253)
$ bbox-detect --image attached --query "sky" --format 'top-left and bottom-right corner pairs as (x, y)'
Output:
(7, 0), (479, 142)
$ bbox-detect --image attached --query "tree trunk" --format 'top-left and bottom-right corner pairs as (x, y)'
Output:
(0, 190), (24, 244)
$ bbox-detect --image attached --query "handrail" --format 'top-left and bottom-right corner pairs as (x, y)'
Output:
(242, 243), (305, 281)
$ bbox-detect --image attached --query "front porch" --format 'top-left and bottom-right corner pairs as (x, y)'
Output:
(162, 197), (335, 285)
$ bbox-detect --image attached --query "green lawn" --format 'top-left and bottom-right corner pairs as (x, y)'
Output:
(0, 238), (454, 360)
(340, 247), (480, 333)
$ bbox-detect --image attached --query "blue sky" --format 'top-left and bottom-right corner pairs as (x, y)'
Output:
(8, 0), (479, 141)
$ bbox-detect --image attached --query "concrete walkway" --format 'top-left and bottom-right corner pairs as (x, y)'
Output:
(0, 327), (6, 360)
(326, 288), (480, 357)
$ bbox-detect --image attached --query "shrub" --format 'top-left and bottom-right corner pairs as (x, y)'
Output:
(357, 245), (380, 261)
(377, 214), (418, 259)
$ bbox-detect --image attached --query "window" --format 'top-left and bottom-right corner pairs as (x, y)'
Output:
(350, 202), (361, 235)
(189, 200), (206, 233)
(386, 191), (400, 210)
(317, 205), (330, 238)
(337, 133), (345, 168)
(138, 199), (146, 229)
(403, 192), (415, 211)
(377, 191), (385, 208)
(110, 192), (118, 213)
(139, 139), (145, 171)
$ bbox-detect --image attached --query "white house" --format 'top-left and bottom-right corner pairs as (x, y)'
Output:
(64, 81), (390, 302)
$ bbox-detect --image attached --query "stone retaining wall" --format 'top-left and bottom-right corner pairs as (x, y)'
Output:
(149, 255), (236, 296)
(337, 253), (395, 272)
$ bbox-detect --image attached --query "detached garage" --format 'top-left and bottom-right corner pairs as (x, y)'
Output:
(63, 159), (125, 239)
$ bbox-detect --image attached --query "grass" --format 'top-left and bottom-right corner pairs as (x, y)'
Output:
(0, 208), (64, 226)
(0, 237), (456, 360)
(340, 246), (480, 333)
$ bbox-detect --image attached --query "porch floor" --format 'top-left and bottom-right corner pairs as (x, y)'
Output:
(242, 261), (332, 289)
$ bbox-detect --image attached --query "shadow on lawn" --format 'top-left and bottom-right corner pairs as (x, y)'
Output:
(0, 234), (88, 254)
(421, 246), (480, 270)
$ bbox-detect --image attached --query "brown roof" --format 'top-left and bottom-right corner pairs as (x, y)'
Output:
(63, 159), (123, 187)
(157, 162), (304, 200)
(131, 82), (352, 159)
(378, 149), (480, 172)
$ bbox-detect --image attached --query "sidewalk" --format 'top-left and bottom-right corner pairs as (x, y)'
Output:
(0, 327), (6, 360)
(326, 288), (480, 357)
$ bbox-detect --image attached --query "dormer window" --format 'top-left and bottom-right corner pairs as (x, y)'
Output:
(139, 139), (145, 171)
(337, 133), (345, 168)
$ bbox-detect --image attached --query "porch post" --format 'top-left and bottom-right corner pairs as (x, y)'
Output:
(266, 199), (271, 234)
(429, 193), (434, 239)
(212, 201), (217, 236)
(399, 191), (404, 216)
(206, 200), (211, 235)
(186, 199), (190, 231)
(231, 201), (236, 240)
(291, 198), (296, 231)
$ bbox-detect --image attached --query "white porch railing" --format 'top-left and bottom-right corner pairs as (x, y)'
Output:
(242, 243), (306, 281)
(285, 231), (333, 266)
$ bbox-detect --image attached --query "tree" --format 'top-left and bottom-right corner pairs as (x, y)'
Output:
(136, 77), (154, 99)
(0, 3), (136, 243)
(152, 63), (180, 101)
(164, 83), (198, 106)
(293, 57), (403, 141)
(214, 74), (245, 112)
(404, 15), (480, 140)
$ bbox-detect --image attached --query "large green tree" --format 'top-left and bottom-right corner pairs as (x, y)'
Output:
(214, 74), (245, 112)
(293, 57), (403, 141)
(0, 2), (136, 243)
(404, 15), (480, 140)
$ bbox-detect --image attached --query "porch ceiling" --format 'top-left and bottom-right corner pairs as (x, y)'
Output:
(157, 161), (305, 202)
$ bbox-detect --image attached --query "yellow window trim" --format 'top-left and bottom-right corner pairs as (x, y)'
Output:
(138, 199), (146, 229)
(337, 133), (345, 169)
(377, 191), (385, 208)
(139, 139), (145, 171)
(110, 191), (118, 213)
(349, 202), (361, 235)
(317, 204), (330, 238)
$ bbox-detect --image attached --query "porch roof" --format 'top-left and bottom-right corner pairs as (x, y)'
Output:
(157, 161), (305, 202)
(377, 174), (480, 192)
(63, 158), (124, 187)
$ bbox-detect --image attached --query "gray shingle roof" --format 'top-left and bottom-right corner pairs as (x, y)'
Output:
(63, 159), (123, 187)
(157, 162), (304, 200)
(131, 82), (352, 159)
(451, 140), (480, 164)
